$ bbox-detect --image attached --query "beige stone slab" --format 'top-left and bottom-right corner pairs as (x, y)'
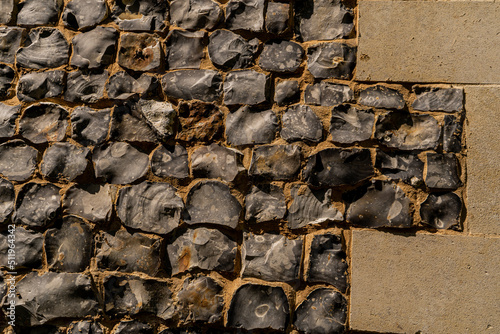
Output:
(465, 86), (500, 234)
(350, 230), (500, 333)
(356, 1), (500, 83)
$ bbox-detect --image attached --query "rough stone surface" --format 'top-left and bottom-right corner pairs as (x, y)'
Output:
(259, 40), (303, 73)
(265, 2), (289, 35)
(17, 0), (62, 26)
(0, 27), (24, 64)
(17, 70), (65, 102)
(111, 0), (167, 32)
(274, 80), (300, 106)
(110, 102), (157, 142)
(249, 145), (301, 180)
(13, 182), (60, 227)
(191, 144), (244, 182)
(67, 321), (104, 334)
(177, 101), (223, 142)
(420, 192), (462, 230)
(305, 82), (353, 106)
(107, 71), (159, 100)
(0, 64), (14, 99)
(425, 153), (461, 190)
(170, 0), (221, 30)
(307, 43), (356, 79)
(137, 99), (177, 139)
(413, 87), (464, 112)
(16, 28), (69, 69)
(0, 177), (14, 222)
(177, 276), (224, 324)
(0, 103), (20, 138)
(225, 0), (265, 32)
(151, 144), (189, 178)
(41, 142), (89, 181)
(208, 30), (258, 69)
(113, 321), (153, 334)
(0, 0), (15, 24)
(225, 106), (278, 146)
(224, 70), (268, 105)
(359, 85), (405, 110)
(65, 70), (108, 103)
(162, 70), (222, 102)
(375, 150), (424, 185)
(19, 103), (68, 144)
(71, 27), (118, 69)
(166, 30), (205, 69)
(245, 184), (286, 223)
(118, 33), (162, 71)
(442, 115), (463, 153)
(330, 104), (374, 144)
(63, 184), (113, 223)
(70, 107), (111, 146)
(281, 105), (323, 142)
(0, 226), (43, 269)
(0, 140), (38, 182)
(62, 0), (107, 30)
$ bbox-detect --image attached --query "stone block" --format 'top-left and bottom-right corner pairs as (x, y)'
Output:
(17, 70), (65, 102)
(208, 30), (258, 69)
(0, 27), (24, 64)
(170, 0), (221, 30)
(111, 0), (167, 32)
(225, 106), (278, 146)
(13, 182), (60, 227)
(62, 0), (107, 30)
(16, 28), (69, 69)
(166, 30), (205, 69)
(19, 103), (68, 144)
(0, 140), (38, 182)
(162, 70), (222, 102)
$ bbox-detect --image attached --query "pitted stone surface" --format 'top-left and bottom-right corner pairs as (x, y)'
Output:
(151, 145), (189, 178)
(113, 321), (153, 334)
(275, 80), (300, 106)
(443, 115), (463, 153)
(70, 107), (111, 146)
(137, 99), (177, 139)
(13, 183), (60, 227)
(305, 82), (353, 106)
(0, 226), (43, 269)
(166, 30), (205, 69)
(0, 140), (38, 182)
(265, 2), (289, 35)
(17, 0), (62, 26)
(375, 150), (423, 185)
(412, 87), (463, 112)
(107, 71), (159, 100)
(19, 103), (68, 143)
(17, 70), (65, 102)
(177, 276), (224, 324)
(110, 102), (157, 142)
(0, 178), (14, 222)
(225, 106), (278, 146)
(359, 85), (405, 110)
(245, 184), (286, 223)
(224, 70), (268, 105)
(329, 104), (374, 144)
(118, 33), (162, 71)
(63, 0), (108, 30)
(63, 184), (113, 223)
(41, 143), (89, 181)
(0, 0), (15, 24)
(191, 144), (244, 182)
(0, 64), (14, 98)
(0, 27), (24, 64)
(111, 0), (167, 32)
(16, 28), (69, 69)
(162, 70), (222, 102)
(307, 43), (356, 79)
(0, 103), (20, 138)
(425, 153), (461, 190)
(65, 70), (108, 103)
(281, 105), (323, 142)
(67, 321), (104, 334)
(71, 27), (118, 69)
(249, 145), (301, 180)
(259, 40), (304, 73)
(177, 101), (224, 142)
(170, 0), (221, 30)
(208, 30), (258, 69)
(225, 0), (265, 32)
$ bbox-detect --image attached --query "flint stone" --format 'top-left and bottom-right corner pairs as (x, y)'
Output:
(111, 0), (167, 32)
(137, 99), (177, 139)
(224, 70), (269, 105)
(71, 27), (118, 69)
(249, 145), (301, 180)
(0, 140), (38, 181)
(0, 103), (20, 137)
(63, 184), (113, 223)
(0, 27), (24, 64)
(167, 227), (237, 274)
(17, 0), (62, 26)
(184, 180), (242, 228)
(225, 0), (265, 32)
(0, 64), (14, 98)
(208, 30), (258, 69)
(170, 0), (221, 30)
(166, 30), (205, 69)
(287, 185), (343, 229)
(375, 111), (441, 150)
(294, 288), (347, 334)
(67, 321), (104, 334)
(113, 321), (153, 334)
(151, 145), (189, 178)
(13, 183), (60, 227)
(41, 142), (89, 181)
(45, 216), (92, 272)
(227, 284), (289, 331)
(259, 40), (303, 73)
(162, 70), (222, 102)
(17, 70), (65, 102)
(191, 144), (245, 182)
(0, 0), (14, 24)
(420, 192), (462, 230)
(329, 104), (374, 144)
(19, 103), (68, 143)
(245, 184), (286, 223)
(62, 0), (107, 30)
(15, 272), (99, 327)
(346, 181), (412, 228)
(275, 80), (300, 106)
(443, 115), (463, 153)
(16, 28), (69, 69)
(307, 43), (356, 79)
(359, 85), (405, 110)
(0, 226), (43, 269)
(281, 105), (323, 142)
(226, 106), (278, 146)
(65, 70), (107, 103)
(0, 178), (14, 222)
(93, 142), (149, 184)
(425, 153), (461, 190)
(177, 101), (223, 142)
(305, 82), (353, 106)
(70, 106), (111, 146)
(118, 33), (161, 71)
(265, 2), (289, 35)
(303, 148), (374, 187)
(412, 87), (464, 112)
(376, 151), (424, 184)
(107, 71), (159, 100)
(110, 102), (157, 142)
(177, 276), (224, 323)
(96, 229), (162, 275)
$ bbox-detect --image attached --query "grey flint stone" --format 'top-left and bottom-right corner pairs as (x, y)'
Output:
(13, 182), (60, 227)
(162, 70), (222, 102)
(106, 71), (159, 100)
(208, 30), (258, 69)
(245, 184), (286, 222)
(307, 42), (356, 79)
(420, 192), (462, 230)
(376, 151), (424, 185)
(16, 28), (69, 69)
(412, 87), (464, 112)
(113, 321), (153, 334)
(0, 27), (24, 64)
(224, 70), (269, 105)
(0, 140), (38, 182)
(110, 102), (158, 142)
(111, 0), (167, 32)
(0, 226), (43, 269)
(151, 144), (189, 178)
(167, 227), (237, 274)
(62, 0), (108, 30)
(265, 2), (289, 35)
(0, 178), (14, 222)
(40, 142), (89, 181)
(71, 27), (118, 69)
(0, 103), (20, 138)
(287, 185), (343, 229)
(227, 283), (289, 331)
(242, 233), (302, 282)
(63, 184), (113, 223)
(259, 40), (304, 73)
(225, 0), (265, 32)
(19, 103), (68, 144)
(443, 115), (463, 153)
(137, 99), (177, 139)
(184, 180), (242, 228)
(226, 106), (278, 146)
(67, 321), (104, 334)
(281, 105), (323, 142)
(249, 145), (301, 180)
(305, 82), (353, 106)
(0, 0), (15, 24)
(359, 85), (405, 110)
(45, 216), (93, 272)
(93, 142), (149, 184)
(170, 0), (222, 30)
(118, 33), (162, 71)
(177, 276), (224, 324)
(329, 104), (375, 144)
(17, 70), (65, 102)
(0, 64), (14, 98)
(166, 30), (205, 69)
(191, 144), (245, 182)
(96, 229), (162, 275)
(70, 106), (111, 146)
(17, 0), (62, 26)
(275, 80), (300, 106)
(65, 70), (108, 103)
(425, 153), (461, 190)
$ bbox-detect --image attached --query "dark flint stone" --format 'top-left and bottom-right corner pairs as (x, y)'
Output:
(245, 184), (286, 223)
(242, 233), (302, 282)
(137, 99), (177, 139)
(71, 27), (118, 69)
(443, 115), (463, 153)
(16, 28), (69, 69)
(259, 40), (304, 73)
(67, 321), (104, 334)
(113, 321), (154, 334)
(111, 0), (167, 32)
(151, 144), (189, 178)
(177, 101), (224, 142)
(0, 178), (14, 222)
(104, 275), (174, 319)
(166, 30), (205, 69)
(0, 27), (24, 64)
(0, 140), (38, 182)
(110, 101), (158, 142)
(375, 111), (441, 150)
(177, 276), (224, 323)
(40, 142), (89, 181)
(420, 192), (462, 230)
(0, 64), (14, 98)
(249, 145), (301, 180)
(17, 0), (62, 26)
(117, 181), (184, 234)
(170, 0), (222, 30)
(376, 150), (424, 185)
(63, 184), (113, 223)
(227, 283), (289, 331)
(275, 80), (300, 106)
(294, 288), (347, 334)
(93, 142), (149, 184)
(307, 43), (356, 79)
(307, 234), (348, 292)
(412, 87), (464, 112)
(208, 30), (258, 69)
(19, 103), (68, 143)
(330, 104), (375, 144)
(303, 148), (374, 187)
(184, 180), (242, 228)
(425, 153), (461, 190)
(0, 226), (43, 269)
(65, 70), (108, 103)
(281, 105), (323, 142)
(96, 229), (162, 275)
(295, 0), (353, 42)
(265, 2), (289, 35)
(45, 216), (92, 272)
(0, 0), (15, 24)
(223, 70), (269, 105)
(162, 70), (222, 102)
(62, 0), (108, 30)
(346, 181), (412, 228)
(225, 0), (265, 32)
(305, 82), (353, 106)
(225, 106), (278, 146)
(167, 227), (237, 274)
(287, 185), (343, 229)
(359, 85), (405, 110)
(107, 71), (159, 100)
(118, 33), (162, 71)
(70, 106), (111, 146)
(191, 144), (245, 182)
(15, 272), (99, 327)
(13, 183), (60, 227)
(17, 70), (65, 102)
(0, 103), (20, 138)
